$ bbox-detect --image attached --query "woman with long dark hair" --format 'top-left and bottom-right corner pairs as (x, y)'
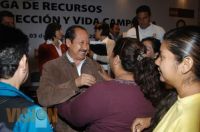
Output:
(132, 26), (200, 132)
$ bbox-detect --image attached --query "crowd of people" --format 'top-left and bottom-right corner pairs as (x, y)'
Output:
(0, 4), (200, 132)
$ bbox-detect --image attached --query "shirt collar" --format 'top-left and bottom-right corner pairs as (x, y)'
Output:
(0, 82), (33, 102)
(138, 23), (153, 31)
(66, 51), (86, 76)
(46, 39), (62, 46)
(102, 37), (109, 43)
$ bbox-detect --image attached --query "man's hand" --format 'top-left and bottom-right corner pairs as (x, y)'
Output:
(131, 117), (151, 132)
(75, 73), (96, 87)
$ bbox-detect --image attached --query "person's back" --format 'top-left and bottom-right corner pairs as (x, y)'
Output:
(0, 24), (52, 132)
(59, 79), (154, 132)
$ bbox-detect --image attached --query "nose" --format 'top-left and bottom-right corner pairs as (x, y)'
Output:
(82, 42), (89, 50)
(155, 56), (160, 66)
(139, 19), (145, 25)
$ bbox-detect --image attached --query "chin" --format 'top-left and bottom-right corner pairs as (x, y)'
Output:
(79, 53), (87, 58)
(78, 56), (86, 60)
(140, 25), (148, 29)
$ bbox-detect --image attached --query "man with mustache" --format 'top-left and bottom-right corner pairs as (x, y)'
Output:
(37, 25), (104, 132)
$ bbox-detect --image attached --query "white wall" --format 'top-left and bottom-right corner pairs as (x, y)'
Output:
(0, 0), (199, 72)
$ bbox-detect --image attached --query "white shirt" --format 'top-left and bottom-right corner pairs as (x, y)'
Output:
(46, 39), (63, 56)
(66, 51), (86, 76)
(126, 23), (165, 41)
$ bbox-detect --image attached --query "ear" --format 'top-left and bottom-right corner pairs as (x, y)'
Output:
(180, 56), (193, 74)
(18, 55), (27, 71)
(65, 39), (71, 48)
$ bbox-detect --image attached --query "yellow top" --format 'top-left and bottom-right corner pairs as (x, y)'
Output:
(153, 93), (200, 132)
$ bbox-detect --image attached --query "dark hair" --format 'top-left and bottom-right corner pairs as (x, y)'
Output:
(148, 90), (177, 131)
(113, 38), (143, 72)
(135, 58), (168, 106)
(176, 19), (186, 28)
(136, 5), (151, 16)
(113, 37), (165, 106)
(142, 37), (161, 53)
(65, 25), (87, 41)
(0, 10), (14, 23)
(94, 22), (110, 36)
(44, 23), (61, 41)
(131, 16), (139, 27)
(164, 26), (200, 80)
(0, 24), (29, 79)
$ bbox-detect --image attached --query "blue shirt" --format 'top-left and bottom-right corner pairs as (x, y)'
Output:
(0, 82), (53, 132)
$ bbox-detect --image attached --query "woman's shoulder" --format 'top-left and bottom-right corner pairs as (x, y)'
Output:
(38, 42), (54, 50)
(90, 79), (138, 91)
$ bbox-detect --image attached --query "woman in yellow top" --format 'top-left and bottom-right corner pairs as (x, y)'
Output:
(132, 26), (200, 132)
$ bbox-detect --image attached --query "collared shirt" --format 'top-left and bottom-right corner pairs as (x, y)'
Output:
(57, 79), (154, 132)
(0, 82), (53, 132)
(46, 39), (63, 56)
(66, 51), (86, 76)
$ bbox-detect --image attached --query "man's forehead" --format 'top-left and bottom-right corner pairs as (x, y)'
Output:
(75, 28), (87, 34)
(137, 12), (150, 17)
